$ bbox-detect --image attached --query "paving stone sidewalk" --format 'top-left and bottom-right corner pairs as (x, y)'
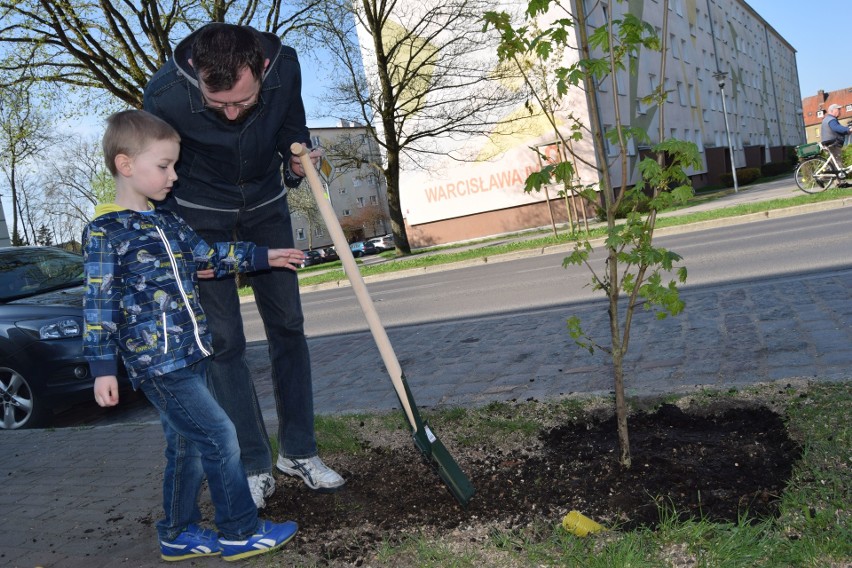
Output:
(2, 180), (851, 567)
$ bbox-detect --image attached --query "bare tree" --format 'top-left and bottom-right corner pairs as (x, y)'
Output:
(0, 0), (324, 109)
(40, 134), (114, 246)
(0, 80), (56, 245)
(287, 181), (325, 249)
(316, 0), (526, 255)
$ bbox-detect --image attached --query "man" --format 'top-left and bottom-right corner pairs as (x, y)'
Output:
(820, 103), (852, 173)
(143, 23), (344, 508)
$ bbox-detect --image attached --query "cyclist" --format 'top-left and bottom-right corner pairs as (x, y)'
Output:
(820, 104), (852, 173)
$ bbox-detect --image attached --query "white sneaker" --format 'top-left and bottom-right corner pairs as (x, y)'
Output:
(247, 472), (275, 509)
(276, 455), (345, 493)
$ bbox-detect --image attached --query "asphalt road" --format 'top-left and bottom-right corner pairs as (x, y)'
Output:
(238, 206), (852, 338)
(49, 202), (852, 428)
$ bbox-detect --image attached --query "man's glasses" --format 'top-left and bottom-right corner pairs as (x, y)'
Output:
(202, 97), (258, 111)
(199, 83), (260, 111)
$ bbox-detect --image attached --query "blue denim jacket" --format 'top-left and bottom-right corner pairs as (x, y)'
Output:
(82, 205), (269, 386)
(142, 26), (310, 211)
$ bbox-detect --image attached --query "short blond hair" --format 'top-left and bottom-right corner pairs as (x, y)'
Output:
(102, 110), (181, 176)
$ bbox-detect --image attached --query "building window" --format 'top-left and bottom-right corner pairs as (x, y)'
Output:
(846, 104), (852, 112)
(694, 130), (704, 152)
(616, 69), (627, 95)
(356, 197), (365, 208)
(369, 195), (378, 205)
(353, 177), (362, 187)
(604, 125), (618, 156)
(338, 187), (347, 194)
(296, 228), (306, 240)
(342, 209), (351, 217)
(688, 83), (696, 106)
(313, 226), (324, 237)
(310, 135), (321, 148)
(677, 81), (686, 106)
(817, 110), (823, 118)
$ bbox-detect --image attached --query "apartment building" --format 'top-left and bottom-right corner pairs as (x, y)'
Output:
(802, 88), (852, 144)
(355, 0), (803, 246)
(290, 122), (391, 251)
(588, 0), (803, 190)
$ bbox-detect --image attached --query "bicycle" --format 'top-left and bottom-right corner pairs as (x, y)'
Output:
(794, 140), (851, 194)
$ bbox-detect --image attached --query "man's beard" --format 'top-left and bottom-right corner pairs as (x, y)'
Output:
(211, 107), (254, 125)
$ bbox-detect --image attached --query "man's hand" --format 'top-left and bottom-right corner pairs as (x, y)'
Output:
(94, 375), (120, 407)
(197, 268), (215, 279)
(289, 144), (323, 178)
(268, 248), (306, 271)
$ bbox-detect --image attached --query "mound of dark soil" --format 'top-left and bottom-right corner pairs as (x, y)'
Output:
(266, 402), (801, 565)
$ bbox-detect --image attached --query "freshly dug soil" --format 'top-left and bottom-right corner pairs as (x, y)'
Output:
(265, 400), (801, 565)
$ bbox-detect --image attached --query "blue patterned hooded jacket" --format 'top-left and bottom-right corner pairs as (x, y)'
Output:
(82, 203), (269, 387)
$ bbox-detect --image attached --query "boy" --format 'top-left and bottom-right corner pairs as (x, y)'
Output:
(82, 110), (305, 562)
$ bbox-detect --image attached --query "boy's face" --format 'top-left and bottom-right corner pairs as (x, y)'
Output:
(126, 139), (180, 202)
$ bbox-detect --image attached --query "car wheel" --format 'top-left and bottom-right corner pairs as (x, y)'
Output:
(0, 366), (51, 429)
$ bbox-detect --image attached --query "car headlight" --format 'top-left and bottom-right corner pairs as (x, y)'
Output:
(17, 317), (83, 340)
(39, 318), (82, 339)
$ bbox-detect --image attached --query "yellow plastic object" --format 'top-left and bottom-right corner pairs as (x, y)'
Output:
(562, 510), (605, 537)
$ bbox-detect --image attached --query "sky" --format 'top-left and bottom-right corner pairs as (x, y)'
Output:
(742, 0), (851, 96)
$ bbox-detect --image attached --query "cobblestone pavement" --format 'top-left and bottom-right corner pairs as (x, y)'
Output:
(2, 179), (851, 567)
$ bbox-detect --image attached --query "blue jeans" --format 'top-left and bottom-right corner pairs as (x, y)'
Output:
(138, 361), (258, 541)
(175, 194), (318, 476)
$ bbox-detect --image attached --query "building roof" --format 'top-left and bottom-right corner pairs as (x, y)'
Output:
(802, 87), (852, 127)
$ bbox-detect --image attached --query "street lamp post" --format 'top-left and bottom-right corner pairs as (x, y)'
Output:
(713, 71), (738, 193)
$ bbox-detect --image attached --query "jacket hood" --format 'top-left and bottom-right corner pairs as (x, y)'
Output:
(172, 25), (283, 88)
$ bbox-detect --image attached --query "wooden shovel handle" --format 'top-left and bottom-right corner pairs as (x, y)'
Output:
(290, 143), (417, 431)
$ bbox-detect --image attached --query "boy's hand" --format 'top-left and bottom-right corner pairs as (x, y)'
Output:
(268, 248), (306, 271)
(197, 268), (215, 279)
(94, 375), (120, 407)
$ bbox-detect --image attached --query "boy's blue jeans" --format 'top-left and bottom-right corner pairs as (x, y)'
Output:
(174, 195), (318, 476)
(139, 360), (258, 541)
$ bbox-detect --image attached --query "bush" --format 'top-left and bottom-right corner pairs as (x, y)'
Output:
(719, 167), (761, 187)
(842, 145), (852, 168)
(760, 162), (794, 177)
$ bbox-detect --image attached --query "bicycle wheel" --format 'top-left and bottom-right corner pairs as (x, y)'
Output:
(795, 158), (835, 193)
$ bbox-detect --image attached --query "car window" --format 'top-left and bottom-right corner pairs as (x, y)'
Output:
(0, 247), (84, 301)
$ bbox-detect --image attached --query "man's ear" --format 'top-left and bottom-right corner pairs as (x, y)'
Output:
(263, 58), (270, 72)
(114, 154), (133, 178)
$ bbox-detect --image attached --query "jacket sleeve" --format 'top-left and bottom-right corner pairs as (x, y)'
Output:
(275, 46), (311, 188)
(830, 118), (850, 136)
(82, 222), (122, 378)
(177, 215), (271, 276)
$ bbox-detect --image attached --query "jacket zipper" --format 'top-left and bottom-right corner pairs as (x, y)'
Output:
(154, 225), (212, 358)
(162, 312), (168, 353)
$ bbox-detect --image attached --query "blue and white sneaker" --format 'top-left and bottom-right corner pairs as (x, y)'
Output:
(219, 519), (298, 562)
(159, 523), (221, 561)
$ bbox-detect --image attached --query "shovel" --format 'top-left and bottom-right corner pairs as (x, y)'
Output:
(291, 143), (475, 507)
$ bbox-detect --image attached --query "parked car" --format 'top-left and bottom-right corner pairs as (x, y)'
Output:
(349, 241), (378, 258)
(320, 247), (339, 262)
(0, 246), (128, 429)
(302, 250), (324, 267)
(367, 234), (395, 252)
